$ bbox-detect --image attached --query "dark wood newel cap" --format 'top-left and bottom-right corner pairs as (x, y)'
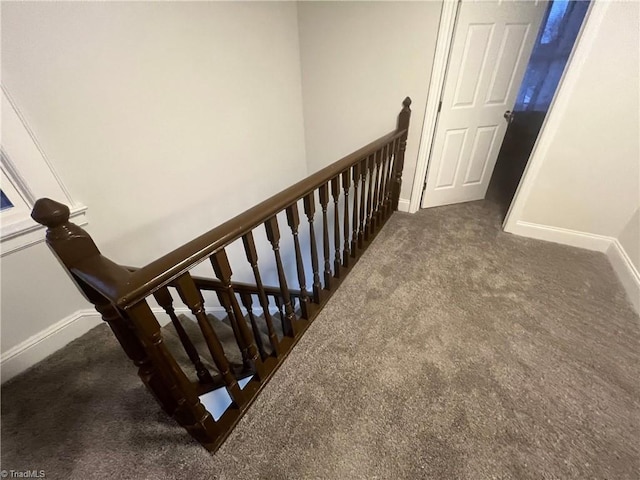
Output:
(31, 198), (70, 228)
(402, 97), (411, 108)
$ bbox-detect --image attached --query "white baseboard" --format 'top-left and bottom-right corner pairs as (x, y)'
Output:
(0, 305), (231, 384)
(397, 198), (411, 213)
(607, 240), (640, 314)
(505, 220), (614, 252)
(0, 309), (102, 384)
(506, 220), (639, 314)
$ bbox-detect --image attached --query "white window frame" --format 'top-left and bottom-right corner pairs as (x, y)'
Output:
(1, 86), (87, 256)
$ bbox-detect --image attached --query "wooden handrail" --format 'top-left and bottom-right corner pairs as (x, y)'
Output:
(70, 126), (407, 309)
(186, 276), (302, 299)
(33, 97), (410, 311)
(125, 265), (301, 298)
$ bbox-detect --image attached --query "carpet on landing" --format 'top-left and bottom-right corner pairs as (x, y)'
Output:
(1, 200), (638, 479)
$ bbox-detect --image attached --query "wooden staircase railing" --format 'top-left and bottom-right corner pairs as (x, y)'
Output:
(30, 97), (412, 452)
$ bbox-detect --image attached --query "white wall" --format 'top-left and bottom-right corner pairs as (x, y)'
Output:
(1, 243), (89, 354)
(297, 1), (442, 208)
(609, 207), (640, 313)
(1, 1), (308, 377)
(618, 208), (640, 272)
(505, 1), (640, 311)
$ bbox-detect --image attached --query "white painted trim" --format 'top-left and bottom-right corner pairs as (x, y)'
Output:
(1, 86), (75, 202)
(1, 85), (88, 254)
(409, 0), (460, 214)
(0, 309), (103, 384)
(503, 0), (603, 231)
(607, 240), (640, 314)
(507, 220), (614, 252)
(508, 220), (640, 314)
(397, 198), (411, 213)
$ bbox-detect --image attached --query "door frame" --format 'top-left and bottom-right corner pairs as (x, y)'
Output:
(409, 0), (596, 222)
(503, 0), (598, 232)
(408, 0), (460, 213)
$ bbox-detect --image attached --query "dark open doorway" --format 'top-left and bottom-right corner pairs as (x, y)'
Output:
(486, 0), (591, 217)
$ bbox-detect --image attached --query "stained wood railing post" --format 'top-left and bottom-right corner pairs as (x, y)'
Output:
(365, 154), (375, 240)
(318, 183), (332, 290)
(377, 144), (390, 224)
(383, 138), (397, 217)
(210, 249), (267, 378)
(342, 170), (351, 268)
(242, 232), (281, 356)
(213, 286), (252, 371)
(351, 162), (360, 257)
(239, 292), (267, 360)
(154, 286), (215, 384)
(303, 192), (322, 303)
(358, 158), (367, 249)
(126, 300), (220, 446)
(392, 97), (412, 211)
(285, 203), (310, 319)
(274, 295), (286, 333)
(174, 273), (246, 406)
(264, 216), (297, 336)
(371, 149), (382, 232)
(94, 301), (178, 416)
(331, 177), (341, 277)
(30, 199), (178, 415)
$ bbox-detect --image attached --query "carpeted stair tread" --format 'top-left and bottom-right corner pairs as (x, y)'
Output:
(161, 314), (243, 383)
(253, 305), (303, 339)
(219, 315), (274, 355)
(255, 313), (284, 339)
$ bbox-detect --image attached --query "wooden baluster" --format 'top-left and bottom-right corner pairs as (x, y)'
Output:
(242, 231), (280, 356)
(365, 154), (375, 240)
(303, 192), (321, 303)
(331, 176), (341, 277)
(213, 288), (251, 371)
(285, 203), (310, 319)
(318, 183), (332, 290)
(174, 273), (245, 406)
(210, 249), (266, 378)
(392, 97), (412, 211)
(383, 139), (397, 217)
(154, 286), (215, 384)
(358, 158), (367, 249)
(378, 144), (390, 223)
(274, 295), (285, 334)
(342, 170), (351, 268)
(127, 299), (220, 445)
(351, 162), (360, 257)
(264, 216), (297, 337)
(239, 292), (267, 360)
(95, 301), (178, 416)
(371, 149), (382, 233)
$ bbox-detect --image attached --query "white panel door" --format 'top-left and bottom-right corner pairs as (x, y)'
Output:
(422, 0), (547, 208)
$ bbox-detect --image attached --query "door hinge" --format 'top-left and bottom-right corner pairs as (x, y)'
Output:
(437, 100), (442, 113)
(423, 181), (427, 191)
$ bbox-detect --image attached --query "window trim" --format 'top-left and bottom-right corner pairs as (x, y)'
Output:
(1, 86), (87, 257)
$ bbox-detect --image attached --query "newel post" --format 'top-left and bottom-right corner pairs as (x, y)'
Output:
(392, 97), (412, 211)
(30, 198), (177, 415)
